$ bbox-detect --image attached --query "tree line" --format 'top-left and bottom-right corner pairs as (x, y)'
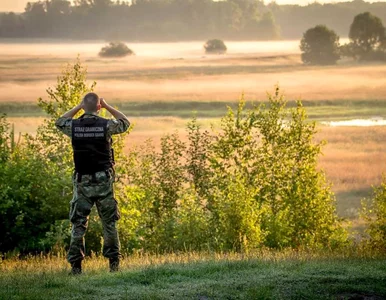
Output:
(2, 0), (386, 41)
(0, 0), (278, 41)
(300, 11), (386, 65)
(271, 0), (386, 39)
(1, 60), (386, 256)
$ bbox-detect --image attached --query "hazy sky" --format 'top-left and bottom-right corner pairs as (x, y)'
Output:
(0, 0), (385, 12)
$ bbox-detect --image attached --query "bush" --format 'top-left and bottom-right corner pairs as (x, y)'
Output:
(339, 43), (357, 59)
(300, 25), (340, 65)
(361, 49), (386, 61)
(204, 39), (227, 54)
(0, 120), (72, 253)
(98, 42), (134, 58)
(1, 60), (349, 255)
(341, 45), (386, 62)
(362, 175), (386, 251)
(0, 58), (100, 254)
(124, 87), (348, 252)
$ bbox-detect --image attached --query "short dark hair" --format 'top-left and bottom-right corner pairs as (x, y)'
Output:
(83, 93), (100, 112)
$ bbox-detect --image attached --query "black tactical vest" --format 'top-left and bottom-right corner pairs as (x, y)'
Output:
(71, 114), (114, 174)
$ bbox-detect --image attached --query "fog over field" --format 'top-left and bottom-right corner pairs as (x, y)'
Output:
(1, 39), (386, 220)
(0, 38), (380, 105)
(0, 40), (302, 57)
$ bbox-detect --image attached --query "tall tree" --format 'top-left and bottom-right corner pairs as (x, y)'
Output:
(300, 25), (340, 65)
(0, 13), (25, 37)
(349, 12), (385, 56)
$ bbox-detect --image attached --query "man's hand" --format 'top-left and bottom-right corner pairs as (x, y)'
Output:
(79, 99), (85, 110)
(60, 100), (84, 119)
(100, 98), (108, 108)
(99, 97), (128, 122)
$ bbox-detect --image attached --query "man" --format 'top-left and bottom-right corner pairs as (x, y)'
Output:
(55, 93), (130, 275)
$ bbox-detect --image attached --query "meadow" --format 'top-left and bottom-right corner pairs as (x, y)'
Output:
(2, 40), (386, 222)
(1, 251), (386, 299)
(1, 39), (386, 106)
(1, 39), (386, 299)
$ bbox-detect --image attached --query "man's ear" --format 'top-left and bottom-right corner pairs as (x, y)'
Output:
(97, 103), (101, 111)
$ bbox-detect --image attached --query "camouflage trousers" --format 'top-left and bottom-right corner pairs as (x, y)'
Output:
(67, 168), (121, 264)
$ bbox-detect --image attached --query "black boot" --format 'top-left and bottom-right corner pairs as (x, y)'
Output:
(70, 260), (82, 275)
(109, 258), (119, 272)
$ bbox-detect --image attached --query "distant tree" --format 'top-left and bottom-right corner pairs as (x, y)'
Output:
(46, 0), (71, 16)
(204, 39), (227, 54)
(343, 12), (386, 61)
(300, 25), (340, 65)
(98, 42), (134, 58)
(349, 12), (385, 57)
(258, 12), (280, 40)
(339, 43), (357, 60)
(0, 13), (25, 37)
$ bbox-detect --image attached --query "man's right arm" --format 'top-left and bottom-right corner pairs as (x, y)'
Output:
(55, 101), (84, 137)
(55, 117), (72, 137)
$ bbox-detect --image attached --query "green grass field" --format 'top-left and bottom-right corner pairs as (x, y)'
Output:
(2, 99), (386, 120)
(1, 253), (386, 300)
(2, 43), (386, 299)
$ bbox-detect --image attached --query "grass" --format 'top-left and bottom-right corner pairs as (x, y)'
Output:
(2, 44), (386, 299)
(2, 64), (311, 82)
(1, 252), (386, 299)
(3, 50), (386, 104)
(2, 99), (386, 119)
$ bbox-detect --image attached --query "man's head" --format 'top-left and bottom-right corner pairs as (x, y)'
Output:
(83, 93), (101, 113)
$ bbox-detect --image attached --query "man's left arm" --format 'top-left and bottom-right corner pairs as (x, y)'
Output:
(101, 99), (130, 135)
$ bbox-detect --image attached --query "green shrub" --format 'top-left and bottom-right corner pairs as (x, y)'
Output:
(0, 59), (349, 255)
(0, 58), (100, 254)
(0, 127), (71, 253)
(0, 115), (12, 163)
(98, 42), (134, 58)
(362, 175), (386, 251)
(124, 87), (348, 253)
(204, 39), (227, 54)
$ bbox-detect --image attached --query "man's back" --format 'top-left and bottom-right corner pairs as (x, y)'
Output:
(55, 93), (129, 274)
